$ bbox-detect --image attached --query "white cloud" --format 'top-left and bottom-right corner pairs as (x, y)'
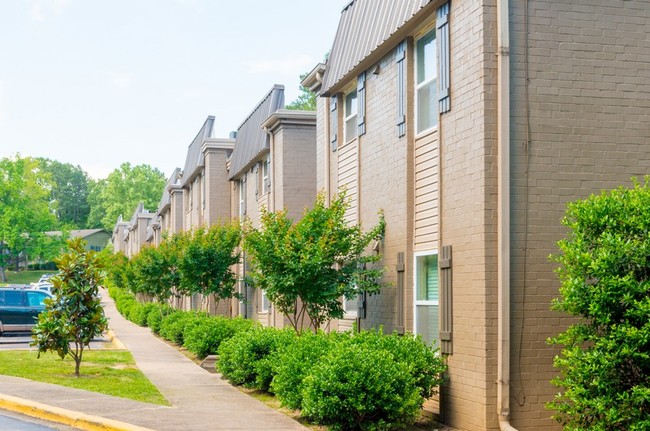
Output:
(110, 72), (134, 89)
(29, 4), (45, 22)
(246, 54), (315, 75)
(28, 0), (71, 22)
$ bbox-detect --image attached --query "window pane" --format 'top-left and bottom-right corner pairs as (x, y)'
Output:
(416, 30), (437, 85)
(417, 254), (439, 301)
(345, 115), (358, 141)
(417, 79), (438, 133)
(345, 91), (357, 116)
(416, 304), (439, 346)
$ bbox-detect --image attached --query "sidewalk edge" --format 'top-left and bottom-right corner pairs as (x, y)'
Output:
(0, 393), (155, 431)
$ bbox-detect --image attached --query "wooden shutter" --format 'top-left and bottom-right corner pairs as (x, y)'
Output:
(439, 245), (452, 354)
(330, 96), (338, 151)
(396, 40), (407, 137)
(437, 1), (451, 114)
(357, 72), (366, 136)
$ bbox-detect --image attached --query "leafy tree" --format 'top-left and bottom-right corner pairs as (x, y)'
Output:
(37, 158), (91, 228)
(244, 191), (385, 333)
(32, 238), (108, 376)
(179, 224), (242, 312)
(548, 178), (650, 430)
(0, 155), (61, 280)
(286, 73), (316, 111)
(86, 163), (165, 230)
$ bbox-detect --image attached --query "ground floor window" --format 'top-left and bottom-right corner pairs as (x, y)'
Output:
(414, 251), (439, 346)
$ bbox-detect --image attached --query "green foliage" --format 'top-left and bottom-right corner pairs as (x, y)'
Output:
(178, 224), (241, 308)
(286, 73), (316, 111)
(548, 178), (650, 430)
(270, 330), (342, 409)
(0, 155), (61, 278)
(86, 163), (166, 230)
(301, 343), (422, 431)
(217, 327), (296, 391)
(183, 315), (257, 359)
(244, 191), (385, 332)
(146, 303), (174, 334)
(159, 311), (205, 345)
(37, 158), (91, 228)
(31, 238), (108, 376)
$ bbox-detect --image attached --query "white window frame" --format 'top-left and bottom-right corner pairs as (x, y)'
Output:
(415, 26), (438, 135)
(344, 89), (358, 143)
(413, 249), (440, 346)
(260, 289), (270, 313)
(262, 155), (270, 194)
(238, 178), (246, 219)
(343, 289), (358, 319)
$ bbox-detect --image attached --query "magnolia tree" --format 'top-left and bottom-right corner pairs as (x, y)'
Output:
(549, 179), (650, 430)
(32, 238), (108, 376)
(244, 192), (385, 333)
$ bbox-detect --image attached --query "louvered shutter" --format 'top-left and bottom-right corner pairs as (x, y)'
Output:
(330, 96), (338, 151)
(357, 72), (366, 136)
(439, 245), (453, 354)
(437, 2), (451, 114)
(396, 40), (407, 137)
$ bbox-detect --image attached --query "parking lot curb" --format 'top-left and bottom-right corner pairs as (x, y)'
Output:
(0, 393), (155, 431)
(105, 329), (127, 350)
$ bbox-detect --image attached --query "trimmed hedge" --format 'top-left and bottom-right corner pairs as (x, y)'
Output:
(184, 315), (257, 359)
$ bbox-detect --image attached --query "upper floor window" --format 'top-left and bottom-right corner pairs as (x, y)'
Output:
(416, 28), (438, 134)
(344, 90), (358, 142)
(238, 179), (246, 218)
(262, 155), (270, 194)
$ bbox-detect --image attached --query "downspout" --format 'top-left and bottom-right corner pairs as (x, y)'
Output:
(497, 0), (517, 430)
(263, 126), (276, 328)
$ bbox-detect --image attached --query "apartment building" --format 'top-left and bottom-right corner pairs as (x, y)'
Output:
(305, 0), (650, 430)
(228, 85), (317, 327)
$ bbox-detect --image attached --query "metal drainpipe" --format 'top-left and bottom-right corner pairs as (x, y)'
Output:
(497, 0), (517, 430)
(263, 126), (276, 327)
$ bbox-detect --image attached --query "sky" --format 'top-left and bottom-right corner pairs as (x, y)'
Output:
(0, 0), (347, 179)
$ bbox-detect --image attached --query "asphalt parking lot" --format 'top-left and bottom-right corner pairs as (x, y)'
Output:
(0, 332), (113, 351)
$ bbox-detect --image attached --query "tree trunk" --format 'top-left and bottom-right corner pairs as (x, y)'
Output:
(0, 267), (5, 283)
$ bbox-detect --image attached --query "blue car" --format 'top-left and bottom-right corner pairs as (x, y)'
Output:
(0, 288), (51, 335)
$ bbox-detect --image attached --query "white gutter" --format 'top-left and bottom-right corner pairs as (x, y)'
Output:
(497, 0), (517, 430)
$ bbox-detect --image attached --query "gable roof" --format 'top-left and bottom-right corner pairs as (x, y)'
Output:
(45, 229), (111, 239)
(158, 167), (182, 214)
(182, 116), (215, 187)
(321, 0), (433, 96)
(228, 85), (285, 180)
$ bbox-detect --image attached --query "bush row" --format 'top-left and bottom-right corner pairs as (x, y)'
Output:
(217, 327), (446, 431)
(108, 285), (256, 358)
(109, 286), (447, 431)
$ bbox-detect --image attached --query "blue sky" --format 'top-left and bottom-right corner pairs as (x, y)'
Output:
(0, 0), (346, 179)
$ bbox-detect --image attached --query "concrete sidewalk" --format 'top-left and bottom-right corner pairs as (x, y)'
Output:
(0, 291), (307, 431)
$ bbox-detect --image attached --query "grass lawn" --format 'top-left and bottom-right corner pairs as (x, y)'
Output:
(0, 349), (169, 405)
(1, 270), (52, 285)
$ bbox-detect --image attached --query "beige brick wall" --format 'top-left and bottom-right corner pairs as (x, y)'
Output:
(506, 1), (650, 429)
(204, 148), (232, 226)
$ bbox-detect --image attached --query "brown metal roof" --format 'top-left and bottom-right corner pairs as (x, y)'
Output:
(228, 85), (285, 180)
(322, 0), (433, 95)
(181, 116), (215, 187)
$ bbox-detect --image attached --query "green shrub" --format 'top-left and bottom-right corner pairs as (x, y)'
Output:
(301, 343), (422, 431)
(346, 329), (445, 399)
(184, 316), (257, 359)
(217, 327), (296, 390)
(270, 331), (344, 409)
(159, 311), (204, 345)
(549, 179), (650, 430)
(146, 303), (173, 334)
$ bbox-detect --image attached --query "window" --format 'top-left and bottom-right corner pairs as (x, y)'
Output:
(260, 289), (270, 313)
(262, 156), (270, 194)
(26, 291), (48, 306)
(343, 293), (358, 318)
(416, 28), (438, 133)
(344, 90), (358, 142)
(238, 178), (246, 218)
(414, 252), (439, 346)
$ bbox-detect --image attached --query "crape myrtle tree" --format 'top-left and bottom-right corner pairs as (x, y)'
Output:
(32, 238), (108, 377)
(178, 224), (242, 314)
(548, 178), (650, 430)
(244, 191), (385, 333)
